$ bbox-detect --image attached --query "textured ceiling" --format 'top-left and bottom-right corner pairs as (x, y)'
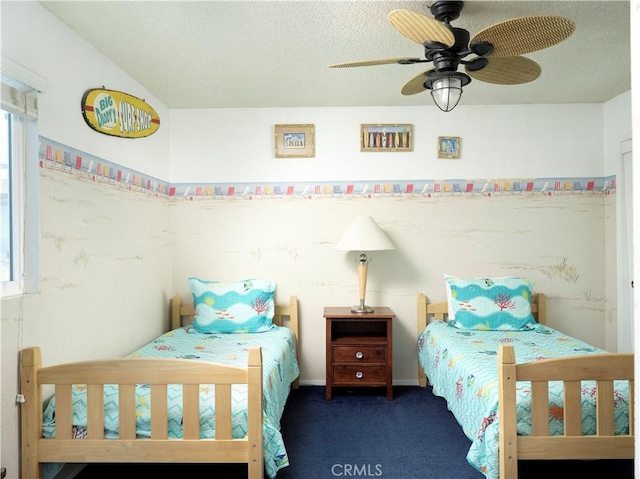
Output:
(39, 0), (631, 109)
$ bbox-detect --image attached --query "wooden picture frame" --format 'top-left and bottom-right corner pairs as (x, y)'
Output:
(361, 124), (413, 152)
(437, 136), (461, 159)
(275, 124), (315, 158)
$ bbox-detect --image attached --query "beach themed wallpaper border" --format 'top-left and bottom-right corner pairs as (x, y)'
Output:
(39, 137), (616, 202)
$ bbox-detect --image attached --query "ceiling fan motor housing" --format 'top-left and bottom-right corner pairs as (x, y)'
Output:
(430, 27), (470, 72)
(430, 1), (464, 23)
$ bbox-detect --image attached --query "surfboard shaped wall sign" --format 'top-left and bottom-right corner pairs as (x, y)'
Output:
(81, 88), (160, 139)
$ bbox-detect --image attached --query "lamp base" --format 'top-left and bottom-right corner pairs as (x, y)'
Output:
(351, 305), (375, 314)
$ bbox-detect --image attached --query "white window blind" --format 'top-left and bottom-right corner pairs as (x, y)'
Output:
(0, 55), (47, 118)
(1, 78), (38, 120)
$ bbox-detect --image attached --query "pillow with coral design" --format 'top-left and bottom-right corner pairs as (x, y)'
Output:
(188, 277), (276, 333)
(444, 274), (536, 331)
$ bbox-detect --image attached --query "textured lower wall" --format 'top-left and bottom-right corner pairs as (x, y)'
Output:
(170, 193), (607, 385)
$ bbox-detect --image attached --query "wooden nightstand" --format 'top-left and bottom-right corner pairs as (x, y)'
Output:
(324, 306), (394, 400)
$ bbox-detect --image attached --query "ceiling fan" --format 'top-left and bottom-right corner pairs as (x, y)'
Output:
(329, 1), (576, 111)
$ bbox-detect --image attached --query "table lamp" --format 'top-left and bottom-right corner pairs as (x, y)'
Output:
(335, 216), (395, 313)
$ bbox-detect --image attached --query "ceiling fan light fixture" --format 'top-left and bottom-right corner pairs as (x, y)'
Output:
(431, 77), (462, 111)
(426, 72), (471, 112)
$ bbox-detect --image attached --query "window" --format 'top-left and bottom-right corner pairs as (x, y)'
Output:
(1, 111), (18, 284)
(1, 57), (46, 298)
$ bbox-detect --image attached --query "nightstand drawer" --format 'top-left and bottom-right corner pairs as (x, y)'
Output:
(333, 365), (386, 384)
(333, 345), (385, 363)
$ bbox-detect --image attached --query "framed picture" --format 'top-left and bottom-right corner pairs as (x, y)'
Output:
(361, 124), (413, 152)
(274, 124), (315, 158)
(437, 136), (461, 159)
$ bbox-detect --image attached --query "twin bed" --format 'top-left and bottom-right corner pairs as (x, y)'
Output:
(418, 287), (634, 479)
(21, 289), (300, 479)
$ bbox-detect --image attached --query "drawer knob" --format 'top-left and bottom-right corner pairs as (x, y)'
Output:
(355, 351), (364, 359)
(355, 371), (363, 379)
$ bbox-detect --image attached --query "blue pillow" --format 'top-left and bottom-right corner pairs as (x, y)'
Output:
(444, 275), (536, 331)
(188, 277), (276, 333)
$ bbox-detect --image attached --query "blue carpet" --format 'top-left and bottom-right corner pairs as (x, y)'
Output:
(276, 386), (484, 479)
(74, 385), (633, 478)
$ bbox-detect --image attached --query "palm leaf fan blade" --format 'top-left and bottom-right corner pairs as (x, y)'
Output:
(471, 16), (576, 58)
(467, 56), (541, 85)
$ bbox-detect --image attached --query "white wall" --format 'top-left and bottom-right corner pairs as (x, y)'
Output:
(604, 91), (633, 176)
(170, 103), (604, 184)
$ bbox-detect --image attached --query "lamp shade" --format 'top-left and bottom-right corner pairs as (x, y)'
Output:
(335, 216), (395, 252)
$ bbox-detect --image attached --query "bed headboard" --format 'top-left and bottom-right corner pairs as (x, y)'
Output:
(171, 294), (300, 389)
(170, 294), (299, 342)
(417, 292), (546, 387)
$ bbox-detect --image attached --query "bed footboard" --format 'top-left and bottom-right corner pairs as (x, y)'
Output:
(498, 344), (634, 479)
(21, 347), (264, 479)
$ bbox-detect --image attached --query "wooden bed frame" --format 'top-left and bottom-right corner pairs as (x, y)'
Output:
(417, 292), (546, 388)
(417, 293), (634, 479)
(21, 295), (300, 479)
(171, 294), (300, 389)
